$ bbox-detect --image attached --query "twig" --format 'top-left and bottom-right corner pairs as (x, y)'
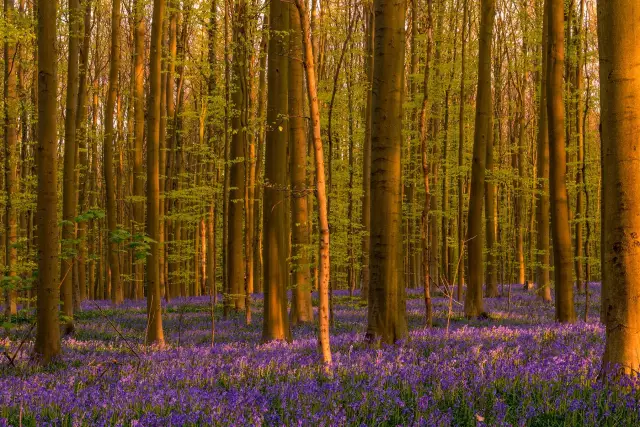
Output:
(89, 300), (141, 361)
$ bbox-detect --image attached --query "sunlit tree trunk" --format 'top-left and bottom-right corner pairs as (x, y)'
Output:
(295, 0), (331, 364)
(262, 0), (291, 342)
(289, 2), (313, 325)
(132, 0), (146, 300)
(548, 0), (575, 323)
(598, 0), (640, 375)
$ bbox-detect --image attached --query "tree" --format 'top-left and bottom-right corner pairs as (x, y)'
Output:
(34, 0), (61, 363)
(262, 0), (291, 342)
(289, 1), (313, 325)
(228, 0), (247, 312)
(60, 0), (81, 330)
(598, 0), (640, 375)
(3, 0), (19, 317)
(464, 0), (495, 318)
(145, 0), (166, 347)
(104, 0), (123, 305)
(547, 0), (575, 323)
(132, 0), (146, 300)
(294, 0), (331, 364)
(535, 0), (551, 302)
(365, 0), (407, 345)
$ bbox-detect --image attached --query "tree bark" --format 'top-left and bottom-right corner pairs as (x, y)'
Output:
(464, 0), (495, 318)
(548, 0), (575, 323)
(365, 0), (408, 345)
(598, 0), (640, 375)
(34, 0), (61, 363)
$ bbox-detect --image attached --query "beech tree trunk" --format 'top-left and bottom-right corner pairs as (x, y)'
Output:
(598, 0), (640, 375)
(289, 2), (313, 325)
(295, 0), (332, 364)
(262, 0), (291, 342)
(104, 0), (123, 305)
(548, 0), (575, 323)
(34, 0), (61, 363)
(464, 0), (495, 318)
(365, 0), (407, 345)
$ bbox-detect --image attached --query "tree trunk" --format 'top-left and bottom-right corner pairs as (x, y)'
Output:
(4, 0), (19, 317)
(598, 0), (640, 375)
(104, 0), (123, 305)
(145, 0), (166, 347)
(295, 0), (332, 364)
(34, 0), (61, 363)
(464, 0), (494, 318)
(289, 3), (313, 325)
(262, 0), (291, 342)
(365, 0), (407, 345)
(548, 0), (575, 323)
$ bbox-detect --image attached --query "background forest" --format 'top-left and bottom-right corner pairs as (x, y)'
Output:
(1, 0), (639, 425)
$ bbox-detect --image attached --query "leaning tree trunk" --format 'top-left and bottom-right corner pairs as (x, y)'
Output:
(365, 0), (408, 345)
(34, 0), (61, 363)
(464, 0), (495, 318)
(547, 0), (575, 323)
(598, 0), (640, 375)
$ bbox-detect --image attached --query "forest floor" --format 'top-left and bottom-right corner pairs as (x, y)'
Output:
(1, 284), (638, 426)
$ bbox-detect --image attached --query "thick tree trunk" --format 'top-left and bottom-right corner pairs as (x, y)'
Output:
(365, 0), (407, 345)
(464, 0), (494, 318)
(548, 0), (575, 323)
(145, 0), (166, 347)
(262, 0), (291, 342)
(228, 0), (247, 311)
(34, 0), (61, 363)
(598, 0), (640, 375)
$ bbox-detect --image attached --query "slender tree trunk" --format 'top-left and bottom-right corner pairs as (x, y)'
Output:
(295, 0), (331, 364)
(3, 0), (19, 317)
(457, 0), (468, 301)
(132, 0), (146, 300)
(464, 0), (494, 318)
(573, 0), (585, 294)
(34, 0), (61, 363)
(104, 0), (123, 305)
(598, 0), (640, 375)
(365, 0), (408, 345)
(535, 0), (551, 302)
(360, 3), (373, 301)
(548, 0), (575, 323)
(262, 0), (291, 342)
(75, 0), (92, 305)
